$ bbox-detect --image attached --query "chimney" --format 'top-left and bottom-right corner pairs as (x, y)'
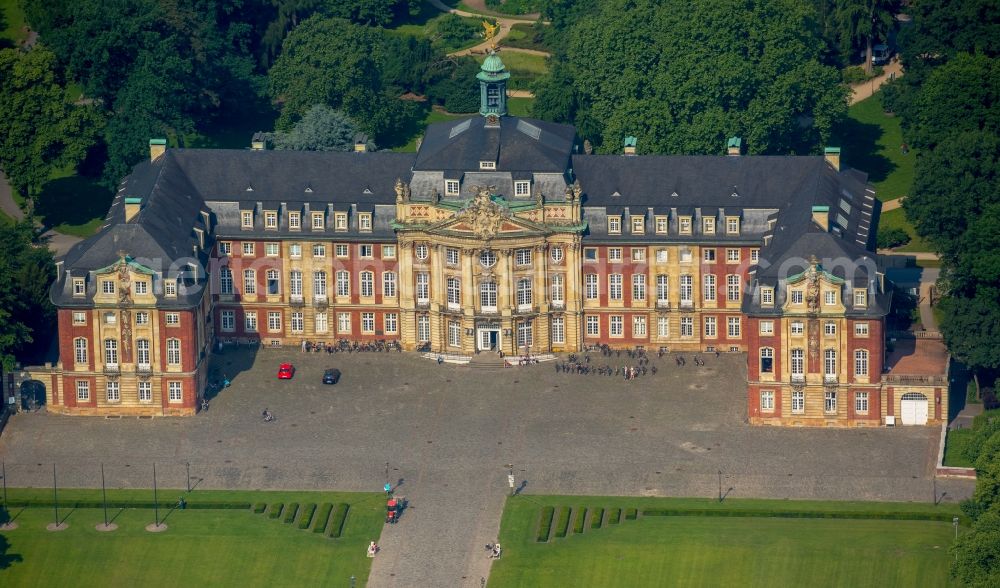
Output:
(727, 136), (742, 156)
(124, 197), (142, 222)
(354, 133), (369, 153)
(824, 147), (841, 171)
(251, 132), (268, 151)
(811, 205), (830, 232)
(149, 138), (167, 161)
(623, 136), (637, 156)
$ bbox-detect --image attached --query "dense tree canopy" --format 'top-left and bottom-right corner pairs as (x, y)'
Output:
(268, 105), (369, 151)
(0, 46), (102, 206)
(533, 0), (848, 155)
(0, 222), (56, 370)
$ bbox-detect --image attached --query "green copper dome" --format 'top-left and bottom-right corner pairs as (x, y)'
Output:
(481, 52), (506, 74)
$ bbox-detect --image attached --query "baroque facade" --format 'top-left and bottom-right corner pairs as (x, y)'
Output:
(37, 53), (945, 425)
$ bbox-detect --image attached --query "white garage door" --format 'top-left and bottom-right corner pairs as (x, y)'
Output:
(900, 393), (928, 425)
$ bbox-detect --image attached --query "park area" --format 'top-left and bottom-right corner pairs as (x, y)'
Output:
(489, 496), (963, 588)
(0, 489), (384, 586)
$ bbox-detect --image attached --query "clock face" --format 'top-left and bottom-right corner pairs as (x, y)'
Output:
(486, 114), (499, 125)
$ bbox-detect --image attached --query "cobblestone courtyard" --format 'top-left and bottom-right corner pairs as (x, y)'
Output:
(0, 349), (973, 587)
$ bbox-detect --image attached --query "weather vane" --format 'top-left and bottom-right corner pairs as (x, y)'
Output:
(482, 20), (500, 50)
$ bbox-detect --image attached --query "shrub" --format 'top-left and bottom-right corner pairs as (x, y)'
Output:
(253, 502), (267, 514)
(536, 506), (555, 542)
(312, 503), (333, 533)
(572, 508), (588, 534)
(877, 227), (911, 249)
(267, 503), (284, 519)
(841, 66), (868, 84)
(1, 499), (251, 510)
(625, 508), (638, 520)
(283, 502), (299, 524)
(329, 503), (350, 538)
(298, 503), (317, 529)
(554, 506), (571, 538)
(185, 502), (252, 510)
(591, 508), (605, 529)
(608, 508), (621, 524)
(638, 508), (964, 523)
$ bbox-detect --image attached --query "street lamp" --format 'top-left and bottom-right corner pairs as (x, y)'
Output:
(953, 516), (960, 562)
(506, 464), (515, 496)
(350, 575), (356, 588)
(718, 470), (722, 503)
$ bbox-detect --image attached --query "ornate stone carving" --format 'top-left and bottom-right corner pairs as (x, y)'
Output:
(564, 180), (582, 202)
(805, 255), (821, 316)
(456, 186), (505, 241)
(394, 178), (410, 203)
(116, 252), (133, 361)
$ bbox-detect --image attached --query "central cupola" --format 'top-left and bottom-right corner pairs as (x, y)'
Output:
(478, 49), (509, 122)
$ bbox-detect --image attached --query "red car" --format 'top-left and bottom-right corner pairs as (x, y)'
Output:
(277, 363), (295, 380)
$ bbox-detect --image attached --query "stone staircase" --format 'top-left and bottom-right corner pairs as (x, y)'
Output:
(467, 353), (507, 369)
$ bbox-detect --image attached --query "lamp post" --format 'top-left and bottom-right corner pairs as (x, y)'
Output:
(101, 463), (109, 527)
(52, 464), (59, 527)
(350, 575), (356, 588)
(718, 470), (722, 503)
(506, 464), (515, 496)
(186, 462), (191, 493)
(153, 463), (160, 528)
(2, 460), (7, 505)
(953, 516), (960, 561)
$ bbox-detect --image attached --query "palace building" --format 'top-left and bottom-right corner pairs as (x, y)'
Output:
(35, 53), (947, 426)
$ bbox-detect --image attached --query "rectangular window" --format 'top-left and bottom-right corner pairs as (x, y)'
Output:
(312, 212), (324, 230)
(315, 311), (328, 333)
(550, 274), (565, 304)
(680, 317), (694, 337)
(791, 290), (804, 304)
(338, 312), (351, 334)
(631, 248), (645, 262)
(631, 216), (644, 234)
(854, 350), (869, 376)
(241, 210), (253, 228)
(266, 269), (280, 295)
(290, 312), (304, 333)
(288, 243), (301, 258)
(360, 272), (374, 298)
(309, 244), (324, 258)
(727, 275), (741, 302)
(761, 287), (774, 305)
(656, 249), (668, 263)
(359, 244), (373, 258)
(138, 381), (151, 402)
(791, 349), (804, 378)
(760, 347), (774, 373)
(335, 213), (348, 231)
(264, 242), (278, 257)
(792, 390), (804, 413)
(165, 313), (180, 326)
(726, 217), (740, 235)
(289, 212), (301, 230)
(680, 248), (693, 263)
(242, 242), (255, 256)
(73, 311), (87, 325)
(679, 217), (691, 234)
(514, 181), (531, 197)
(243, 269), (256, 295)
(73, 278), (86, 296)
(824, 321), (837, 336)
(517, 319), (533, 347)
(608, 217), (621, 234)
(515, 248), (532, 266)
(680, 275), (693, 305)
(446, 248), (460, 265)
(551, 316), (565, 344)
(362, 312), (375, 333)
(164, 280), (176, 297)
(751, 248), (759, 263)
(264, 211), (277, 229)
(704, 316), (717, 338)
(586, 315), (599, 336)
(448, 320), (461, 346)
(632, 274), (646, 301)
(384, 313), (398, 334)
(824, 391), (837, 413)
(608, 248), (622, 262)
(74, 338), (88, 364)
(417, 315), (430, 342)
(445, 180), (460, 196)
(703, 217), (716, 234)
(584, 248), (597, 261)
(134, 281), (148, 295)
(726, 248), (740, 263)
(609, 315), (623, 336)
(791, 321), (804, 335)
(633, 315), (647, 337)
(136, 339), (150, 367)
(334, 243), (348, 258)
(382, 244), (396, 259)
(855, 392), (869, 413)
(337, 271), (350, 297)
(703, 274), (717, 302)
(824, 349), (837, 380)
(480, 161), (496, 170)
(244, 311), (258, 332)
(585, 274), (598, 299)
(359, 213), (372, 232)
(166, 338), (181, 365)
(106, 381), (120, 402)
(136, 311), (149, 325)
(415, 272), (429, 302)
(703, 248), (716, 262)
(726, 316), (740, 339)
(656, 275), (669, 304)
(855, 322), (869, 337)
(221, 310), (235, 331)
(760, 390), (774, 411)
(168, 381), (182, 402)
(657, 316), (669, 337)
(290, 270), (303, 299)
(102, 280), (116, 295)
(854, 289), (867, 307)
(383, 272), (397, 298)
(609, 274), (623, 300)
(76, 380), (90, 401)
(655, 216), (668, 234)
(219, 241), (232, 255)
(759, 320), (774, 335)
(825, 290), (837, 305)
(268, 311), (282, 332)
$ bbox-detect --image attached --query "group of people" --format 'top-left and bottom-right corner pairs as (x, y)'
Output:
(301, 339), (402, 354)
(555, 360), (657, 380)
(486, 542), (502, 560)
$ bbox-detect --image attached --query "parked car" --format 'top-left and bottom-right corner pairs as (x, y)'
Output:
(277, 363), (295, 379)
(871, 44), (892, 65)
(322, 368), (341, 385)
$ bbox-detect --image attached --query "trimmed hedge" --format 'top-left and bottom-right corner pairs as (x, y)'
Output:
(554, 506), (571, 538)
(640, 508), (964, 523)
(253, 502), (267, 514)
(625, 508), (638, 520)
(267, 503), (284, 519)
(572, 508), (588, 534)
(591, 507), (605, 529)
(312, 503), (333, 534)
(328, 503), (350, 538)
(536, 506), (555, 542)
(2, 499), (251, 510)
(298, 503), (317, 529)
(608, 508), (621, 524)
(283, 502), (299, 524)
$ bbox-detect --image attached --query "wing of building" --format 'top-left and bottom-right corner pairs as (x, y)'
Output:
(36, 53), (946, 426)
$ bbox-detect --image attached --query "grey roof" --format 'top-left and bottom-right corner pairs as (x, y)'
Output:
(414, 116), (575, 173)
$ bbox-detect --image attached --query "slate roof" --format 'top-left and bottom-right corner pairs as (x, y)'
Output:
(414, 116), (575, 173)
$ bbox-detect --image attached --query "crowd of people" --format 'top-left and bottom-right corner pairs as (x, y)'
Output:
(551, 347), (718, 381)
(301, 339), (401, 353)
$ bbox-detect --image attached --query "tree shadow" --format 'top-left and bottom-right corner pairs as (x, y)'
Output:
(0, 505), (24, 568)
(832, 116), (897, 184)
(35, 174), (112, 230)
(57, 507), (75, 526)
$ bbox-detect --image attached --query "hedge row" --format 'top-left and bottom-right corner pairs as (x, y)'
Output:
(312, 503), (333, 533)
(253, 502), (266, 514)
(608, 508), (621, 524)
(640, 508), (964, 523)
(3, 499), (251, 510)
(283, 503), (299, 524)
(625, 508), (638, 520)
(572, 508), (588, 534)
(298, 503), (317, 529)
(329, 503), (350, 538)
(267, 503), (284, 519)
(554, 506), (571, 538)
(536, 506), (555, 542)
(591, 508), (605, 529)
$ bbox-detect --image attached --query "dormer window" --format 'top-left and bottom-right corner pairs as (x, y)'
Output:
(311, 212), (324, 230)
(264, 211), (277, 229)
(241, 210), (253, 229)
(480, 161), (496, 170)
(703, 218), (716, 234)
(73, 278), (85, 296)
(726, 216), (740, 235)
(164, 280), (177, 298)
(289, 212), (301, 230)
(791, 290), (804, 304)
(335, 213), (348, 231)
(630, 216), (644, 234)
(655, 216), (668, 234)
(102, 280), (116, 295)
(445, 180), (460, 196)
(679, 217), (692, 235)
(608, 217), (621, 234)
(514, 181), (531, 197)
(854, 289), (867, 307)
(359, 213), (372, 232)
(761, 287), (774, 306)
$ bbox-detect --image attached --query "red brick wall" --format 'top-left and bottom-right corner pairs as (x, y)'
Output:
(848, 318), (884, 383)
(159, 309), (198, 371)
(58, 309), (93, 371)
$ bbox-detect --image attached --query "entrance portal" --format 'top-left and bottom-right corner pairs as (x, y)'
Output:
(477, 329), (500, 351)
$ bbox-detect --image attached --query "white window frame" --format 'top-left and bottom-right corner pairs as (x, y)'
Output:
(166, 338), (181, 366)
(760, 390), (774, 412)
(514, 181), (531, 197)
(445, 180), (460, 196)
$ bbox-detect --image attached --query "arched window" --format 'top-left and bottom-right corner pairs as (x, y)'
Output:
(854, 349), (869, 376)
(759, 347), (773, 373)
(266, 269), (280, 295)
(383, 272), (396, 297)
(219, 267), (233, 294)
(166, 338), (181, 366)
(360, 271), (374, 298)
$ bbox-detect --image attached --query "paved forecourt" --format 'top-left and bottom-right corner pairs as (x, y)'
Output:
(0, 348), (973, 587)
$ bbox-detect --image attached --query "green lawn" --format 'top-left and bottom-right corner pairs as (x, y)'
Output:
(835, 92), (916, 203)
(391, 107), (466, 152)
(507, 96), (534, 117)
(490, 496), (961, 588)
(1, 489), (384, 587)
(33, 165), (111, 237)
(944, 408), (1000, 468)
(476, 51), (548, 90)
(878, 208), (933, 253)
(0, 0), (28, 47)
(504, 23), (550, 52)
(387, 2), (484, 54)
